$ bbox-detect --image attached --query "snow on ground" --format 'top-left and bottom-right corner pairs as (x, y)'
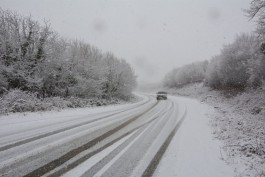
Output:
(0, 94), (144, 119)
(0, 94), (146, 121)
(62, 130), (138, 177)
(2, 88), (264, 177)
(166, 83), (265, 177)
(0, 94), (147, 139)
(154, 96), (235, 177)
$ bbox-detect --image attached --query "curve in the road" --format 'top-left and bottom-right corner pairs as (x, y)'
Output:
(0, 95), (187, 177)
(0, 96), (153, 152)
(22, 100), (160, 177)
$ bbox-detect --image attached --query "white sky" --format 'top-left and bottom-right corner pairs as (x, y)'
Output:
(0, 0), (255, 85)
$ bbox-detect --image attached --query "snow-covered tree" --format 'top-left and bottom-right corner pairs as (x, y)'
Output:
(205, 56), (222, 89)
(0, 8), (137, 100)
(163, 60), (208, 88)
(205, 33), (265, 90)
(217, 34), (257, 89)
(101, 52), (136, 99)
(0, 9), (53, 92)
(246, 0), (265, 38)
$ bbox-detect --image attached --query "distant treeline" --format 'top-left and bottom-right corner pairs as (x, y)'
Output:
(163, 61), (208, 88)
(163, 1), (265, 91)
(0, 9), (136, 100)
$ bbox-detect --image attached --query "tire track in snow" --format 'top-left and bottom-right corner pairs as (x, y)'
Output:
(47, 102), (170, 177)
(43, 105), (168, 177)
(96, 101), (174, 177)
(60, 127), (139, 177)
(0, 100), (160, 177)
(78, 109), (168, 177)
(90, 119), (156, 177)
(21, 101), (159, 177)
(0, 97), (153, 152)
(141, 105), (187, 177)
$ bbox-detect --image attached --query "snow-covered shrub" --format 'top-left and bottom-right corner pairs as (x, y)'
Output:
(205, 33), (265, 90)
(0, 89), (51, 114)
(247, 48), (265, 88)
(0, 90), (125, 114)
(218, 34), (258, 89)
(44, 97), (72, 109)
(205, 56), (222, 89)
(66, 97), (94, 108)
(0, 74), (8, 95)
(231, 88), (265, 117)
(0, 61), (8, 95)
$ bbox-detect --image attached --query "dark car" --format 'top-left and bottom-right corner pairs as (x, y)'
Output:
(156, 91), (167, 100)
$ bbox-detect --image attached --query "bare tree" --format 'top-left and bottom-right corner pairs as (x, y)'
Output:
(246, 0), (265, 38)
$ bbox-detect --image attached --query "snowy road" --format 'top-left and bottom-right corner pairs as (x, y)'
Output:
(0, 94), (235, 177)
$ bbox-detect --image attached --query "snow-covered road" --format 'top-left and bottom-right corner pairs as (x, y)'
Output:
(0, 95), (235, 177)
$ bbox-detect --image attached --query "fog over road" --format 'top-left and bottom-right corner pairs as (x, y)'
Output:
(0, 95), (234, 177)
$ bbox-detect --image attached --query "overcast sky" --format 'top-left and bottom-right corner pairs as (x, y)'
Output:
(0, 0), (255, 85)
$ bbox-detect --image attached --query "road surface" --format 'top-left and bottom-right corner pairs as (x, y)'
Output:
(0, 94), (235, 177)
